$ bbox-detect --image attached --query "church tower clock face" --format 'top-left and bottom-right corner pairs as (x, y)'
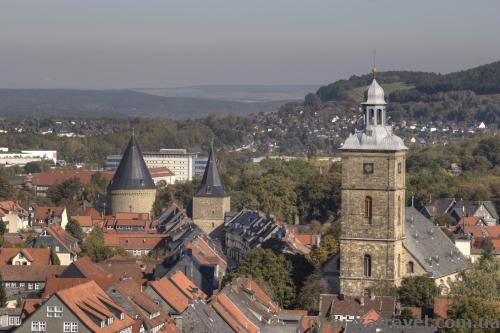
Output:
(339, 69), (408, 296)
(363, 163), (374, 174)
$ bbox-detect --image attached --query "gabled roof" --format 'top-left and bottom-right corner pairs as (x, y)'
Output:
(61, 256), (116, 289)
(44, 223), (80, 254)
(103, 232), (164, 250)
(319, 294), (395, 320)
(71, 215), (93, 228)
(422, 198), (456, 218)
(169, 271), (207, 301)
(1, 265), (65, 282)
(0, 248), (51, 266)
(149, 277), (190, 313)
(31, 170), (113, 187)
(195, 142), (228, 198)
(43, 277), (90, 299)
(56, 280), (135, 333)
(108, 135), (155, 191)
(211, 293), (260, 333)
(32, 206), (66, 221)
(0, 200), (28, 217)
(405, 207), (469, 278)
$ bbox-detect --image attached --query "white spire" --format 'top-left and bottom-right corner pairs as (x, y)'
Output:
(362, 78), (387, 105)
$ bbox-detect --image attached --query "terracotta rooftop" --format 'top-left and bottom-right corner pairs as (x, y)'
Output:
(103, 232), (165, 250)
(211, 293), (259, 333)
(21, 298), (44, 319)
(61, 256), (116, 289)
(42, 277), (90, 299)
(184, 234), (227, 271)
(71, 215), (94, 228)
(169, 271), (207, 301)
(0, 247), (51, 266)
(149, 167), (175, 178)
(148, 277), (190, 313)
(45, 223), (80, 254)
(0, 200), (28, 218)
(32, 206), (66, 221)
(1, 265), (65, 282)
(32, 170), (114, 187)
(56, 280), (135, 333)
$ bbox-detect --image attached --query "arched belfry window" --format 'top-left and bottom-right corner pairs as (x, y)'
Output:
(364, 255), (372, 277)
(365, 196), (373, 224)
(369, 109), (375, 125)
(406, 261), (414, 274)
(377, 109), (382, 125)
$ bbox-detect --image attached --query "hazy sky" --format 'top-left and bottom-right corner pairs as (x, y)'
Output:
(1, 0), (499, 89)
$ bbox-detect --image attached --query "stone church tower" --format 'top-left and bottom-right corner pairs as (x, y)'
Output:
(192, 143), (231, 235)
(107, 135), (156, 215)
(339, 70), (408, 296)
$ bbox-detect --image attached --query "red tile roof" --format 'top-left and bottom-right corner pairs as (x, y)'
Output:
(21, 298), (43, 319)
(32, 170), (114, 187)
(32, 206), (66, 221)
(1, 265), (65, 282)
(169, 271), (207, 301)
(0, 201), (28, 218)
(71, 215), (93, 228)
(458, 216), (483, 226)
(46, 224), (80, 254)
(211, 293), (259, 333)
(149, 167), (175, 177)
(42, 277), (90, 299)
(115, 212), (150, 220)
(149, 277), (190, 313)
(67, 256), (116, 289)
(461, 225), (500, 238)
(103, 232), (164, 250)
(185, 234), (227, 271)
(0, 248), (51, 266)
(56, 280), (135, 333)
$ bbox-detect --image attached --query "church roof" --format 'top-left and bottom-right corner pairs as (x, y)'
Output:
(404, 207), (469, 278)
(341, 126), (407, 151)
(195, 143), (228, 198)
(108, 135), (155, 191)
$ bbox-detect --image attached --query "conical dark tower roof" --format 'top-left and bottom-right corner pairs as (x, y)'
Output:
(108, 135), (155, 191)
(195, 143), (228, 197)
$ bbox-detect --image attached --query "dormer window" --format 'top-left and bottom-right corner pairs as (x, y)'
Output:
(107, 317), (114, 325)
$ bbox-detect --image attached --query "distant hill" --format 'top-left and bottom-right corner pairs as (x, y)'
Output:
(316, 61), (500, 103)
(133, 84), (320, 103)
(0, 89), (288, 119)
(312, 61), (500, 125)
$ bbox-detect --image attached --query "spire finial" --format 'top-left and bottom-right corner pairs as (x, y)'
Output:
(372, 50), (377, 78)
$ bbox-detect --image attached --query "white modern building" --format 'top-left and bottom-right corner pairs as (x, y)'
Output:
(0, 149), (57, 167)
(106, 148), (207, 182)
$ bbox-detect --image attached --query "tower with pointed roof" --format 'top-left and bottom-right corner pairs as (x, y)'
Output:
(192, 143), (230, 235)
(339, 69), (408, 296)
(107, 135), (156, 216)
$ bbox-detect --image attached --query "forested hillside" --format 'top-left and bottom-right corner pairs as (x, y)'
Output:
(315, 61), (500, 124)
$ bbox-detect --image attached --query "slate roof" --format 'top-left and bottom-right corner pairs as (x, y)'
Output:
(422, 198), (456, 219)
(195, 142), (228, 197)
(225, 209), (284, 249)
(319, 294), (396, 320)
(404, 207), (469, 278)
(182, 300), (233, 333)
(108, 135), (155, 191)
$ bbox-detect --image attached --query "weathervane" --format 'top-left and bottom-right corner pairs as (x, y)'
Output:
(372, 49), (377, 78)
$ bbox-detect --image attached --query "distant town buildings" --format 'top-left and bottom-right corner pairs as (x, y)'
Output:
(106, 148), (208, 182)
(0, 149), (57, 167)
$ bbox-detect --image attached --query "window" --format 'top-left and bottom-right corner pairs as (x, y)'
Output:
(363, 255), (372, 277)
(398, 162), (402, 174)
(31, 321), (47, 331)
(397, 196), (402, 225)
(19, 283), (25, 288)
(55, 246), (60, 252)
(64, 322), (79, 332)
(35, 283), (41, 290)
(406, 261), (414, 274)
(47, 305), (63, 317)
(28, 283), (33, 290)
(9, 316), (21, 326)
(369, 109), (374, 125)
(364, 197), (373, 224)
(377, 109), (382, 125)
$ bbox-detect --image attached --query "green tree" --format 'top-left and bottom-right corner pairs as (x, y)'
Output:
(80, 227), (112, 262)
(47, 176), (84, 207)
(0, 176), (14, 200)
(0, 274), (6, 307)
(0, 220), (6, 236)
(480, 238), (494, 262)
(307, 144), (318, 161)
(50, 248), (61, 265)
(446, 297), (499, 333)
(65, 219), (85, 242)
(309, 224), (340, 268)
(236, 248), (296, 308)
(296, 270), (330, 311)
(434, 214), (455, 226)
(398, 276), (440, 308)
